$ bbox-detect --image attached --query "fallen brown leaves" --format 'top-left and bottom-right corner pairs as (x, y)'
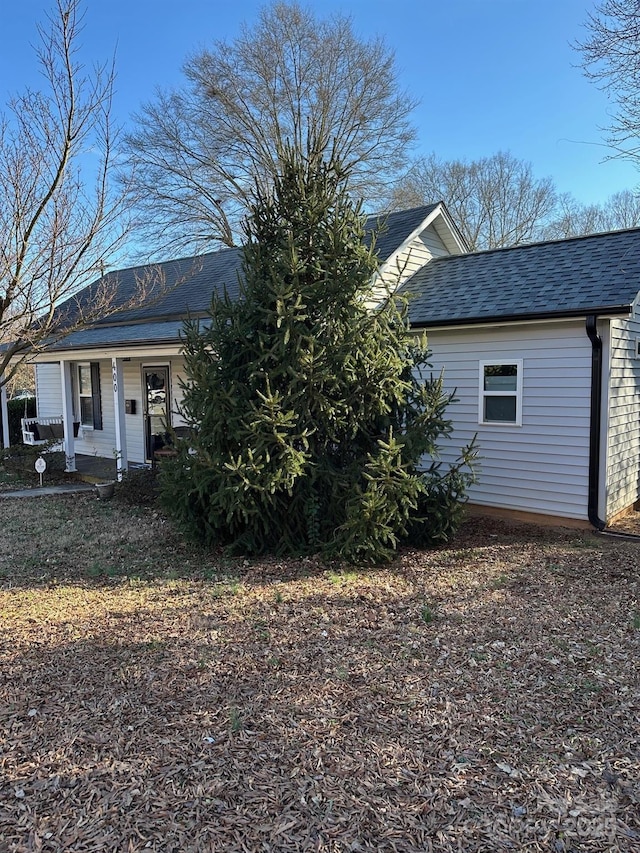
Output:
(0, 496), (639, 851)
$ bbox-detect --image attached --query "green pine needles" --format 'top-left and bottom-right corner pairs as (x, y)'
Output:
(161, 147), (476, 563)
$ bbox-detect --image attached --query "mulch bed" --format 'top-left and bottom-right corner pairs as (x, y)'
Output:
(0, 497), (638, 851)
(608, 510), (640, 537)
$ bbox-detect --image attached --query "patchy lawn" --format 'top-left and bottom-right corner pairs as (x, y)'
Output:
(0, 495), (638, 852)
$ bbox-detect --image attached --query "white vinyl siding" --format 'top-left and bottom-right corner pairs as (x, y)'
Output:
(34, 356), (190, 464)
(423, 321), (592, 520)
(34, 364), (62, 418)
(122, 360), (145, 464)
(395, 224), (450, 275)
(606, 316), (640, 519)
(71, 361), (114, 458)
(370, 224), (451, 304)
(419, 225), (452, 259)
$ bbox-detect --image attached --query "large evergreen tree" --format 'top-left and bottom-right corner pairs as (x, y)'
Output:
(162, 147), (475, 563)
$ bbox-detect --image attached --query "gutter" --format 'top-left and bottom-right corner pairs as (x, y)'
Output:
(409, 304), (631, 330)
(586, 315), (606, 530)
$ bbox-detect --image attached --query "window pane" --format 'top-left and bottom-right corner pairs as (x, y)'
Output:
(484, 364), (517, 392)
(484, 395), (517, 423)
(80, 396), (93, 426)
(78, 365), (91, 395)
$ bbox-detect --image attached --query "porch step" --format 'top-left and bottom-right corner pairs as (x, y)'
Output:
(71, 471), (106, 485)
(69, 456), (149, 485)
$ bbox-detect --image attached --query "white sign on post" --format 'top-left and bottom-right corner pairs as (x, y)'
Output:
(35, 456), (46, 487)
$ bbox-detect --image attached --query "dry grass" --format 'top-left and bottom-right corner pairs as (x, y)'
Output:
(0, 494), (639, 851)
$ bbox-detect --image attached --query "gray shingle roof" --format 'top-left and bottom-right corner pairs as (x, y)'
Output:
(59, 205), (439, 344)
(87, 249), (244, 326)
(403, 227), (640, 326)
(364, 204), (439, 260)
(45, 320), (193, 351)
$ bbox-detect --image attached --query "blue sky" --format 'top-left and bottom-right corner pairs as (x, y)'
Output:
(1, 0), (637, 208)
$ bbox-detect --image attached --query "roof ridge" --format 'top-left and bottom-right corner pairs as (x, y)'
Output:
(431, 224), (640, 262)
(365, 202), (439, 221)
(106, 206), (438, 274)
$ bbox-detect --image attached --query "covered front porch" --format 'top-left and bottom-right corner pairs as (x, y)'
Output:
(15, 350), (189, 474)
(73, 454), (152, 483)
(73, 453), (119, 483)
(1, 357), (131, 476)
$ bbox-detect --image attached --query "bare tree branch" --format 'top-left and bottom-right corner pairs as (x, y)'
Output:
(545, 188), (640, 239)
(0, 0), (151, 389)
(391, 152), (558, 250)
(125, 1), (418, 256)
(577, 1), (640, 163)
(392, 149), (640, 248)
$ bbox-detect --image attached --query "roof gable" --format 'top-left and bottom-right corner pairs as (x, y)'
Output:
(365, 204), (438, 258)
(367, 202), (467, 267)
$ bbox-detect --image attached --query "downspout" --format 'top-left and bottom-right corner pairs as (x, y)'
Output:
(586, 315), (606, 530)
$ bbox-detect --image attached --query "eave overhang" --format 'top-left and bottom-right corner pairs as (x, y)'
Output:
(409, 304), (633, 330)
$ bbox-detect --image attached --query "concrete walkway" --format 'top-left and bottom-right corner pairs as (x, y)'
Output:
(0, 483), (96, 498)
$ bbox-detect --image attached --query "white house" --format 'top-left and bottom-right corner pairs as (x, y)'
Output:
(400, 228), (640, 528)
(6, 202), (640, 528)
(5, 204), (465, 470)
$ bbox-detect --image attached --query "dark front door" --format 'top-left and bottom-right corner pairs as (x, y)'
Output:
(143, 366), (170, 462)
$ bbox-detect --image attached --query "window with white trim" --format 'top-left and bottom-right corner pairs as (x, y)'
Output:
(76, 362), (103, 430)
(479, 360), (522, 426)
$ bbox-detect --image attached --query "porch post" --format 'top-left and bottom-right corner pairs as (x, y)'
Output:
(112, 357), (128, 481)
(0, 378), (9, 449)
(60, 360), (76, 472)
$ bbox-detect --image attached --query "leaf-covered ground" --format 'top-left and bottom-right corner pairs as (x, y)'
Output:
(0, 494), (638, 852)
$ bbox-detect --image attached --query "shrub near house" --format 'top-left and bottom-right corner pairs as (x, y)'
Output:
(6, 397), (36, 446)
